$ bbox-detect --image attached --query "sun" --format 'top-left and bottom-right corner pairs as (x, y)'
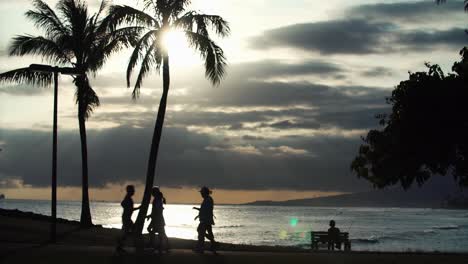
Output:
(160, 30), (198, 66)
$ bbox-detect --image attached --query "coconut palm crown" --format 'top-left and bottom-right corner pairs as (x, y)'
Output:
(0, 0), (141, 226)
(106, 0), (230, 240)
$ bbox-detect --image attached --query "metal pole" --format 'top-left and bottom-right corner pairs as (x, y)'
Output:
(51, 69), (58, 243)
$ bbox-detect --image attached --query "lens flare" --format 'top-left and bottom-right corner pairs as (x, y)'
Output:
(290, 217), (299, 227)
(279, 229), (288, 239)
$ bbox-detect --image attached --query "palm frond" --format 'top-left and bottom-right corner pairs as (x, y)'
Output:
(175, 11), (230, 37)
(58, 0), (88, 31)
(0, 67), (53, 87)
(133, 41), (162, 98)
(26, 0), (68, 38)
(105, 5), (159, 30)
(127, 29), (162, 88)
(92, 0), (110, 25)
(74, 75), (100, 119)
(185, 31), (227, 85)
(87, 26), (147, 74)
(168, 0), (192, 20)
(9, 35), (71, 65)
(142, 0), (157, 13)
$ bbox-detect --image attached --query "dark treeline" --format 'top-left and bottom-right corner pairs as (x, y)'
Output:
(352, 47), (468, 189)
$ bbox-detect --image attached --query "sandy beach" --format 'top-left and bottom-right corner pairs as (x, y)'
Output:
(1, 208), (468, 264)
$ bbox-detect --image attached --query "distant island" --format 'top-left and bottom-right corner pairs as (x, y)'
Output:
(244, 189), (468, 209)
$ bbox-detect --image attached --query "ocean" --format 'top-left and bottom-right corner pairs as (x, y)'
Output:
(1, 199), (468, 252)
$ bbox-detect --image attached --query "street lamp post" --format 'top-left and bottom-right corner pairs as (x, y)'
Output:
(28, 64), (85, 243)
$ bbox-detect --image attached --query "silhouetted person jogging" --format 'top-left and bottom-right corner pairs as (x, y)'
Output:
(193, 186), (218, 253)
(146, 186), (170, 253)
(116, 185), (140, 253)
(328, 220), (341, 250)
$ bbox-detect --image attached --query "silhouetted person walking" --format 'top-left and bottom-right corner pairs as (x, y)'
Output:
(193, 186), (217, 253)
(147, 186), (170, 253)
(116, 185), (140, 253)
(328, 220), (341, 250)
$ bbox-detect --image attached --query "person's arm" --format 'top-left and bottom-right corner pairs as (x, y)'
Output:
(192, 207), (200, 211)
(133, 206), (141, 211)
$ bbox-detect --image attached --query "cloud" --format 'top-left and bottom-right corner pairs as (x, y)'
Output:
(250, 20), (392, 54)
(249, 0), (467, 56)
(349, 1), (464, 23)
(0, 123), (375, 192)
(228, 60), (344, 79)
(266, 146), (311, 156)
(361, 67), (395, 78)
(206, 144), (262, 155)
(398, 28), (468, 48)
(0, 84), (51, 95)
(262, 120), (321, 130)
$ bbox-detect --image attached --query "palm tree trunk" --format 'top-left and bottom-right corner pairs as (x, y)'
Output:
(133, 54), (170, 249)
(78, 86), (93, 227)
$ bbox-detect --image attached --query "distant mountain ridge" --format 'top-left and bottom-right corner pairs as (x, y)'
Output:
(244, 188), (467, 208)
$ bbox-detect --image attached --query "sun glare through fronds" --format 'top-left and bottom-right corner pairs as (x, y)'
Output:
(162, 30), (196, 66)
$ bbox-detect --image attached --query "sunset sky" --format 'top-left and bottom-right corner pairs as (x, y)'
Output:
(0, 0), (466, 203)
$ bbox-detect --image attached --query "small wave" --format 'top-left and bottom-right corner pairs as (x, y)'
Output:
(432, 225), (459, 230)
(217, 224), (245, 229)
(351, 238), (379, 244)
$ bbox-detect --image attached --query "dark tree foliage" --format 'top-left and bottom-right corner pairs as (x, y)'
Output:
(351, 48), (468, 189)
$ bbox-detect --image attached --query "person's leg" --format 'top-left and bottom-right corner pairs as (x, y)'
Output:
(147, 222), (156, 250)
(157, 226), (170, 253)
(205, 225), (218, 251)
(205, 225), (215, 242)
(196, 223), (207, 252)
(116, 221), (131, 252)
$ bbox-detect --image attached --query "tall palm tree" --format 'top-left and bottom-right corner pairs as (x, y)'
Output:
(107, 0), (230, 242)
(0, 0), (140, 226)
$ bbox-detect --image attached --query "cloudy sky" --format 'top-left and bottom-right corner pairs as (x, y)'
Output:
(0, 0), (467, 203)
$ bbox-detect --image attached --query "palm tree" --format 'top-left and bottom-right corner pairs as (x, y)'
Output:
(0, 0), (140, 226)
(107, 0), (230, 242)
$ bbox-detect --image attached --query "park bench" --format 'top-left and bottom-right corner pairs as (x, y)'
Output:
(310, 231), (351, 251)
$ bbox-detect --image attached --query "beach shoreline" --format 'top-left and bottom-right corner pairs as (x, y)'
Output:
(1, 208), (468, 264)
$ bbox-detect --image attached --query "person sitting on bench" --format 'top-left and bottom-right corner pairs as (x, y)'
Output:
(328, 220), (341, 250)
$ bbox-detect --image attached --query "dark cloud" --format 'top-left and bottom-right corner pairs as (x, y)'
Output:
(361, 67), (395, 78)
(250, 20), (392, 54)
(0, 125), (373, 192)
(249, 0), (467, 56)
(398, 28), (468, 48)
(228, 60), (343, 79)
(242, 135), (265, 141)
(0, 71), (391, 193)
(349, 1), (464, 23)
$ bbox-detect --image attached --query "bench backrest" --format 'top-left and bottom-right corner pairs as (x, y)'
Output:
(311, 231), (349, 240)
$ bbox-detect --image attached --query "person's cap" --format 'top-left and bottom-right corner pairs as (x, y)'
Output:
(199, 186), (212, 194)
